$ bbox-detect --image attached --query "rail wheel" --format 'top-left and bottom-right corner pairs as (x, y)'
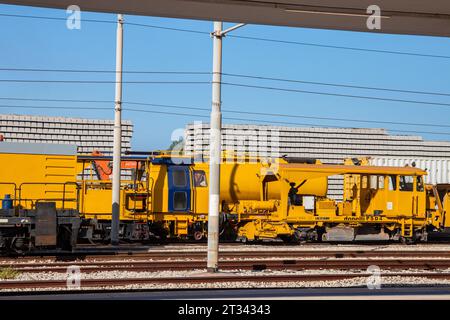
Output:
(399, 236), (415, 245)
(57, 225), (73, 251)
(9, 237), (27, 254)
(280, 230), (303, 244)
(236, 236), (248, 243)
(193, 231), (203, 241)
(315, 227), (326, 242)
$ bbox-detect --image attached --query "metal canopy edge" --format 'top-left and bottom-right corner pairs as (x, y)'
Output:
(2, 0), (450, 37)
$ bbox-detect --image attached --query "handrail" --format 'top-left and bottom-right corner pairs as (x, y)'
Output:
(18, 181), (81, 210)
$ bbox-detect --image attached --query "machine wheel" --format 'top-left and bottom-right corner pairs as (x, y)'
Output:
(315, 227), (326, 242)
(193, 231), (204, 241)
(57, 226), (73, 251)
(236, 236), (248, 243)
(399, 236), (415, 245)
(279, 235), (292, 243)
(280, 231), (302, 244)
(9, 237), (27, 254)
(292, 230), (303, 243)
(413, 229), (428, 243)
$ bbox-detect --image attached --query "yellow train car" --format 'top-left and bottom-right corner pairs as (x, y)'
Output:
(0, 142), (78, 210)
(77, 153), (449, 243)
(0, 142), (449, 252)
(0, 143), (80, 251)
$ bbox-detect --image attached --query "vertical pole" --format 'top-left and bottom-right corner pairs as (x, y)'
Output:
(207, 21), (223, 272)
(111, 13), (124, 246)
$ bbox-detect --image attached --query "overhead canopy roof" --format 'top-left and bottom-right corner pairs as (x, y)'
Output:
(2, 0), (450, 37)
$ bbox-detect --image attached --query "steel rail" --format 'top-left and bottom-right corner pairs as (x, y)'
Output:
(2, 272), (450, 290)
(5, 258), (450, 273)
(4, 250), (450, 262)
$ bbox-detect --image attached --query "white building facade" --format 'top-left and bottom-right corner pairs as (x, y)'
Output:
(0, 114), (133, 155)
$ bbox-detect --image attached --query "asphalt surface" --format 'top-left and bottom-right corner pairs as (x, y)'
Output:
(1, 286), (450, 300)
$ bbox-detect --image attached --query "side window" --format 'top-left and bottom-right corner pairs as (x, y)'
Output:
(378, 176), (385, 189)
(388, 175), (397, 191)
(193, 170), (207, 187)
(173, 191), (187, 210)
(369, 175), (378, 189)
(172, 169), (187, 187)
(399, 176), (414, 192)
(416, 176), (424, 192)
(369, 176), (385, 190)
(361, 176), (368, 189)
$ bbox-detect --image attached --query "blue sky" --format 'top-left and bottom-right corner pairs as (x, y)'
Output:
(1, 4), (450, 150)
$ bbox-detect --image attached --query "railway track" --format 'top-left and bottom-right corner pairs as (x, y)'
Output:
(4, 258), (450, 273)
(2, 247), (450, 292)
(2, 272), (450, 290)
(3, 249), (450, 262)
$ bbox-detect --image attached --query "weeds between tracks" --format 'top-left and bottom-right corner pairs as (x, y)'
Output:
(0, 267), (19, 280)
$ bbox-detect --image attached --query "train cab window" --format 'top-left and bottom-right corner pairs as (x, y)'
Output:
(399, 176), (414, 192)
(369, 175), (377, 189)
(416, 176), (424, 192)
(361, 176), (368, 189)
(173, 191), (187, 210)
(388, 176), (396, 191)
(378, 176), (385, 189)
(369, 175), (385, 190)
(172, 170), (187, 187)
(193, 170), (207, 187)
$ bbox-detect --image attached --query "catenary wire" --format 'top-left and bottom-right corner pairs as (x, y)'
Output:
(123, 108), (450, 136)
(220, 82), (450, 108)
(0, 68), (210, 75)
(221, 73), (450, 97)
(1, 97), (449, 129)
(0, 79), (210, 84)
(1, 103), (449, 136)
(1, 13), (449, 59)
(2, 68), (450, 97)
(3, 79), (450, 107)
(123, 101), (450, 129)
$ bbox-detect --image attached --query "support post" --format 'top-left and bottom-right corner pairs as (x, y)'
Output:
(111, 13), (124, 246)
(207, 21), (223, 272)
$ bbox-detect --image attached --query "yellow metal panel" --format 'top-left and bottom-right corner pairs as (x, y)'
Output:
(443, 193), (450, 228)
(190, 163), (209, 214)
(338, 202), (352, 216)
(147, 164), (168, 213)
(0, 153), (77, 209)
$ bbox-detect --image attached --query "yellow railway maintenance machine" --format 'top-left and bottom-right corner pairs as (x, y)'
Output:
(0, 142), (449, 252)
(0, 143), (81, 252)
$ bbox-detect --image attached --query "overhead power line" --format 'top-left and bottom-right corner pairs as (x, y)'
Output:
(122, 108), (450, 136)
(226, 34), (450, 59)
(123, 101), (450, 129)
(0, 13), (115, 24)
(1, 13), (449, 59)
(0, 104), (109, 110)
(223, 106), (450, 129)
(0, 97), (111, 104)
(0, 79), (209, 84)
(1, 102), (450, 136)
(125, 21), (208, 35)
(1, 97), (449, 129)
(3, 78), (450, 107)
(0, 68), (210, 75)
(221, 73), (450, 97)
(3, 68), (450, 97)
(220, 82), (450, 108)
